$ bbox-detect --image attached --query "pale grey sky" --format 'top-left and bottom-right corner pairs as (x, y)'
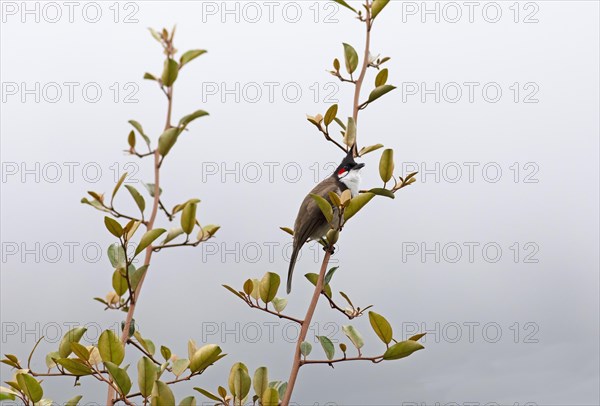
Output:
(1, 1), (599, 405)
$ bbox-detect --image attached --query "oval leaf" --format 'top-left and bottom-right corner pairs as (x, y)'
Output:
(58, 327), (87, 358)
(368, 85), (396, 103)
(138, 357), (158, 398)
(343, 193), (375, 221)
(124, 185), (146, 215)
(161, 58), (179, 87)
(317, 336), (335, 360)
(16, 374), (43, 402)
(98, 329), (125, 366)
(253, 367), (269, 398)
(262, 388), (279, 406)
(190, 344), (222, 373)
(259, 272), (281, 304)
(181, 202), (197, 234)
(369, 311), (393, 344)
(104, 217), (123, 238)
(342, 43), (359, 74)
(105, 362), (132, 396)
(379, 149), (394, 183)
(151, 381), (175, 406)
(180, 49), (207, 67)
(310, 194), (333, 223)
(342, 325), (365, 350)
(383, 340), (424, 360)
(136, 229), (166, 255)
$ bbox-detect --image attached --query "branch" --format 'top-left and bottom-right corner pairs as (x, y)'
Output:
(350, 0), (372, 156)
(282, 248), (333, 406)
(301, 355), (384, 366)
(243, 297), (304, 325)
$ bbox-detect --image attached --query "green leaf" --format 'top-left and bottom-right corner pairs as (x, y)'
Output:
(104, 217), (123, 238)
(304, 273), (332, 298)
(222, 284), (245, 300)
(333, 0), (356, 12)
(0, 386), (18, 400)
(98, 330), (125, 366)
(143, 72), (157, 81)
(261, 388), (279, 406)
(112, 269), (128, 296)
(138, 357), (158, 398)
(135, 229), (166, 255)
(367, 85), (396, 103)
(253, 367), (269, 398)
(179, 110), (209, 128)
(55, 358), (94, 376)
(369, 311), (393, 344)
(272, 297), (288, 313)
(194, 387), (221, 402)
(108, 243), (126, 268)
(342, 43), (359, 74)
(129, 264), (148, 292)
(105, 362), (131, 396)
(343, 192), (375, 221)
(409, 333), (427, 342)
(181, 202), (197, 234)
(179, 396), (197, 406)
(383, 340), (424, 360)
(143, 182), (163, 197)
(16, 374), (43, 402)
(151, 381), (175, 406)
(324, 266), (339, 285)
(160, 346), (172, 361)
(317, 336), (335, 360)
(134, 332), (156, 356)
(342, 325), (365, 350)
(228, 363), (248, 394)
(58, 327), (87, 358)
(128, 120), (151, 149)
(161, 58), (179, 87)
(124, 185), (146, 215)
(334, 116), (346, 130)
(300, 341), (312, 358)
(379, 149), (394, 183)
(310, 194), (333, 223)
(66, 395), (83, 406)
(158, 127), (181, 157)
(375, 68), (389, 87)
(172, 359), (190, 378)
(180, 50), (207, 67)
(231, 365), (251, 401)
(368, 188), (395, 199)
(358, 144), (384, 156)
(259, 272), (281, 304)
(324, 104), (338, 126)
(189, 344), (223, 373)
(162, 227), (184, 244)
(371, 0), (391, 19)
(70, 342), (90, 361)
(280, 227), (294, 236)
(344, 117), (356, 147)
(45, 351), (59, 369)
(112, 172), (128, 202)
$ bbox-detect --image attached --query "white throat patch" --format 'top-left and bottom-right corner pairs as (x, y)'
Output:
(339, 170), (361, 197)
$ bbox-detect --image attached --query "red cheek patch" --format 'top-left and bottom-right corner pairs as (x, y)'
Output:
(338, 169), (347, 175)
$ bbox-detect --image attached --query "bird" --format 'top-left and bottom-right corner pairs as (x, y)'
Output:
(286, 150), (365, 293)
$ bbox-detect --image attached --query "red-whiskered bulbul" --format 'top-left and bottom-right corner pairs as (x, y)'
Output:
(286, 150), (365, 293)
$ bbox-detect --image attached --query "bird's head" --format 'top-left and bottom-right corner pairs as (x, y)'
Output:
(334, 150), (365, 180)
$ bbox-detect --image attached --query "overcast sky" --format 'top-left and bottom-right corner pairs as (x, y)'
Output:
(1, 1), (599, 405)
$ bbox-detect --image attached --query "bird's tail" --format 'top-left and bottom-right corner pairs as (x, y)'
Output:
(287, 242), (301, 294)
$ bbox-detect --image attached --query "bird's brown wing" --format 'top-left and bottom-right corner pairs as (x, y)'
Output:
(293, 177), (340, 246)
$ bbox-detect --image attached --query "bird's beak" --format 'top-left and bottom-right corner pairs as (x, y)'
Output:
(355, 163), (365, 170)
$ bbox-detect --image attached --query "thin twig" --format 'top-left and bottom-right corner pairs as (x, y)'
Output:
(300, 355), (384, 366)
